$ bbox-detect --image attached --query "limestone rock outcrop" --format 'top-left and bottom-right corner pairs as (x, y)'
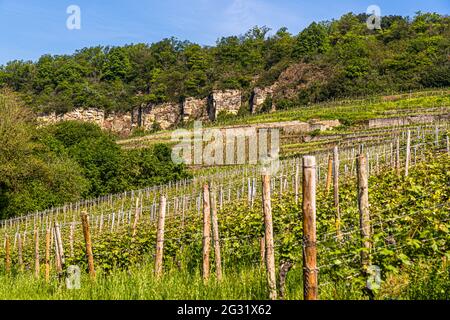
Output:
(104, 112), (133, 135)
(182, 97), (208, 122)
(208, 90), (242, 120)
(37, 109), (134, 136)
(250, 86), (275, 114)
(143, 103), (182, 130)
(35, 88), (280, 136)
(62, 108), (105, 125)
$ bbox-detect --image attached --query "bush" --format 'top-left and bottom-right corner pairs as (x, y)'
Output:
(0, 95), (191, 218)
(48, 121), (191, 198)
(0, 92), (89, 218)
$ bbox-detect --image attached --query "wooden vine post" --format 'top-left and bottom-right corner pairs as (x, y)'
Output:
(357, 154), (371, 272)
(446, 135), (449, 155)
(333, 146), (342, 240)
(405, 130), (411, 177)
(5, 234), (10, 274)
(262, 173), (277, 300)
(396, 137), (401, 175)
(210, 188), (223, 281)
(69, 222), (75, 258)
(54, 222), (65, 275)
(81, 212), (96, 279)
(45, 228), (50, 282)
(294, 162), (300, 204)
(302, 156), (318, 300)
(17, 233), (24, 272)
(155, 195), (167, 278)
(325, 154), (333, 194)
(202, 184), (212, 282)
(259, 237), (266, 266)
(435, 126), (439, 147)
(34, 229), (40, 278)
(54, 231), (61, 274)
(132, 197), (140, 238)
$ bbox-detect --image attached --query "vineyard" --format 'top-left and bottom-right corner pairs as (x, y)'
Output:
(117, 89), (450, 152)
(0, 117), (449, 300)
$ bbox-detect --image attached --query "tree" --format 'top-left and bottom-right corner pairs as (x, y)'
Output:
(265, 27), (295, 67)
(47, 121), (191, 198)
(0, 91), (88, 218)
(102, 47), (132, 81)
(183, 44), (211, 97)
(293, 22), (330, 60)
(2, 60), (34, 92)
(0, 12), (448, 115)
(123, 144), (191, 188)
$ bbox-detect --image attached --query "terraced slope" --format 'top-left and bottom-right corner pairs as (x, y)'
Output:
(117, 90), (450, 156)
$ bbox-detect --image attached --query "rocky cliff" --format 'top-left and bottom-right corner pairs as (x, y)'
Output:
(37, 108), (134, 136)
(250, 85), (276, 114)
(134, 102), (182, 131)
(36, 88), (266, 136)
(182, 97), (208, 122)
(208, 90), (242, 120)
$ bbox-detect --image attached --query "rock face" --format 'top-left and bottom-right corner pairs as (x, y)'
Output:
(36, 89), (246, 135)
(182, 97), (208, 122)
(274, 62), (329, 101)
(250, 86), (275, 114)
(36, 112), (59, 125)
(143, 103), (182, 131)
(208, 90), (241, 121)
(104, 112), (133, 135)
(38, 108), (105, 125)
(132, 103), (182, 131)
(38, 87), (335, 136)
(63, 108), (105, 125)
(37, 109), (134, 136)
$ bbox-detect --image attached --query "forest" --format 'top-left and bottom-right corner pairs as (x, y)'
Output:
(0, 12), (449, 115)
(0, 90), (190, 219)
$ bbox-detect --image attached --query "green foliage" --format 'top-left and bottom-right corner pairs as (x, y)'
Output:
(260, 96), (273, 113)
(150, 121), (162, 133)
(68, 134), (126, 196)
(122, 144), (191, 189)
(102, 47), (132, 81)
(293, 22), (330, 59)
(49, 121), (104, 148)
(0, 93), (191, 218)
(0, 91), (89, 219)
(44, 121), (191, 198)
(0, 145), (448, 299)
(0, 12), (447, 114)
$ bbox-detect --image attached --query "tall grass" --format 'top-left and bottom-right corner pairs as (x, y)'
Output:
(0, 263), (269, 300)
(4, 261), (446, 300)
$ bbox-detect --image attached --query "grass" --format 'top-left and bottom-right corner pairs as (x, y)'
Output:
(1, 102), (450, 300)
(0, 263), (269, 300)
(2, 260), (448, 300)
(0, 261), (367, 300)
(212, 95), (450, 127)
(117, 91), (450, 151)
(1, 153), (449, 300)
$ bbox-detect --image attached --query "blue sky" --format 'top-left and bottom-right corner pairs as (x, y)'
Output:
(0, 0), (448, 65)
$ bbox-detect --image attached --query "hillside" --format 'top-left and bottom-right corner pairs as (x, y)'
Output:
(1, 7), (450, 303)
(117, 89), (450, 155)
(0, 120), (449, 299)
(0, 12), (449, 137)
